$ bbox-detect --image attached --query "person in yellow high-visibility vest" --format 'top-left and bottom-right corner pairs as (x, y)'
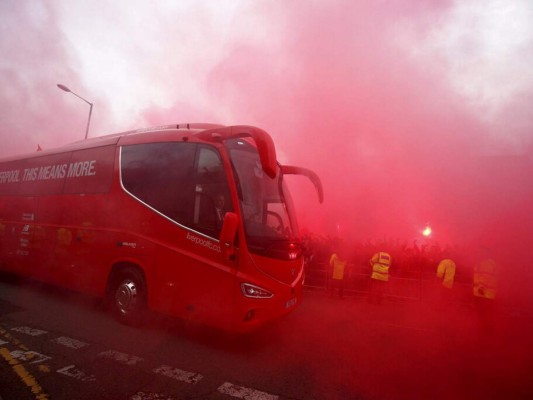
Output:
(473, 257), (497, 332)
(329, 252), (347, 299)
(437, 259), (456, 289)
(369, 251), (391, 304)
(436, 258), (456, 303)
(473, 258), (497, 300)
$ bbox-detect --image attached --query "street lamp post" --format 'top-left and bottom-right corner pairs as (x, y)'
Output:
(57, 84), (93, 140)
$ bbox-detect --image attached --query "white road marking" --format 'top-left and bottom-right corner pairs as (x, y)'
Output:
(97, 349), (144, 366)
(5, 327), (280, 399)
(10, 350), (51, 364)
(57, 364), (96, 382)
(52, 336), (89, 349)
(129, 392), (176, 400)
(217, 382), (279, 400)
(153, 365), (203, 384)
(11, 326), (47, 336)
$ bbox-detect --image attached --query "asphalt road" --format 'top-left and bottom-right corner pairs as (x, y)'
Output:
(1, 273), (532, 400)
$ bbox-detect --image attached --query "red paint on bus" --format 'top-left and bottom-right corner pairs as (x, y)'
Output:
(0, 123), (322, 332)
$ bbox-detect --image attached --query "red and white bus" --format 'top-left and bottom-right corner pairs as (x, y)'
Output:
(0, 124), (322, 332)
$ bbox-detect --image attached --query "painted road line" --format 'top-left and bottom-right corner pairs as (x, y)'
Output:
(97, 349), (144, 366)
(129, 392), (176, 400)
(10, 350), (51, 364)
(52, 336), (89, 349)
(153, 365), (203, 384)
(38, 365), (51, 373)
(0, 326), (30, 351)
(57, 365), (96, 382)
(0, 347), (50, 400)
(217, 382), (279, 400)
(11, 326), (47, 336)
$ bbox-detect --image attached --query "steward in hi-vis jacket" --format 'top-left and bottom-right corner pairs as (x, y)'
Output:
(436, 258), (456, 303)
(437, 258), (456, 289)
(329, 253), (347, 299)
(369, 251), (391, 304)
(473, 258), (497, 331)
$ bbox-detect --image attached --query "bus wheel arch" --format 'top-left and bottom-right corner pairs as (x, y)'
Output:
(106, 263), (148, 326)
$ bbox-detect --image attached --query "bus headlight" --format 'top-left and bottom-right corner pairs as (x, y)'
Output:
(241, 283), (274, 298)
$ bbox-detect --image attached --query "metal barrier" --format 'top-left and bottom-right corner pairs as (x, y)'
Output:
(304, 262), (474, 304)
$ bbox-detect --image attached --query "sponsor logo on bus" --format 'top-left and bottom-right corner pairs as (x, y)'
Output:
(0, 160), (97, 184)
(186, 232), (221, 253)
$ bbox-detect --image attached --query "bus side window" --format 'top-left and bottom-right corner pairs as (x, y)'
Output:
(193, 147), (232, 237)
(121, 143), (196, 226)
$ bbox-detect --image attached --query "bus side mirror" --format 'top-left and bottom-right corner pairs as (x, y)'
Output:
(220, 212), (238, 260)
(280, 165), (324, 203)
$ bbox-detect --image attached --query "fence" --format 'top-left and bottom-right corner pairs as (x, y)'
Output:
(304, 262), (474, 305)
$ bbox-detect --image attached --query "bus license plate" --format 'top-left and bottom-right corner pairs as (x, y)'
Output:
(285, 298), (297, 309)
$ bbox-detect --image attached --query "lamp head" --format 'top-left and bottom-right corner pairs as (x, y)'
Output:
(57, 84), (71, 92)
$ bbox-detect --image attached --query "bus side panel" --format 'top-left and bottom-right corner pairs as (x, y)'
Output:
(32, 194), (110, 294)
(23, 145), (117, 293)
(153, 239), (237, 329)
(117, 140), (240, 326)
(83, 178), (160, 292)
(115, 205), (238, 328)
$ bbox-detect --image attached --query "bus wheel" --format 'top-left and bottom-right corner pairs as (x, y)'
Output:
(110, 268), (147, 326)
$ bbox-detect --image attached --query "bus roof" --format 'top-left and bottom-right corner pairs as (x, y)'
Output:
(0, 123), (278, 178)
(0, 123), (225, 162)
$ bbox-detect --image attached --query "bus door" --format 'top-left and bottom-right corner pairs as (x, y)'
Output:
(183, 145), (237, 325)
(0, 157), (38, 275)
(0, 198), (36, 276)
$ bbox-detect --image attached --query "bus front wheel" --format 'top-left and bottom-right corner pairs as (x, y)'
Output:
(110, 267), (147, 326)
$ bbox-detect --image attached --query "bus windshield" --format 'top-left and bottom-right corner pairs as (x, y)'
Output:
(226, 139), (300, 256)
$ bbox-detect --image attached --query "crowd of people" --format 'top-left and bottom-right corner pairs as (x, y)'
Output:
(302, 233), (474, 282)
(302, 233), (498, 312)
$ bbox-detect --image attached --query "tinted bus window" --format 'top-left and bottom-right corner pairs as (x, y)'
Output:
(121, 142), (197, 226)
(121, 143), (232, 238)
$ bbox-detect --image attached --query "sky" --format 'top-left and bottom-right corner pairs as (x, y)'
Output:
(1, 0), (532, 261)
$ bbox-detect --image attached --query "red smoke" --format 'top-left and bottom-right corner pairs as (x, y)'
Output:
(1, 1), (532, 304)
(199, 2), (532, 248)
(197, 2), (533, 311)
(1, 3), (532, 397)
(0, 2), (112, 155)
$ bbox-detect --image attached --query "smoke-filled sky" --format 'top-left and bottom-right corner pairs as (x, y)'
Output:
(1, 0), (532, 254)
